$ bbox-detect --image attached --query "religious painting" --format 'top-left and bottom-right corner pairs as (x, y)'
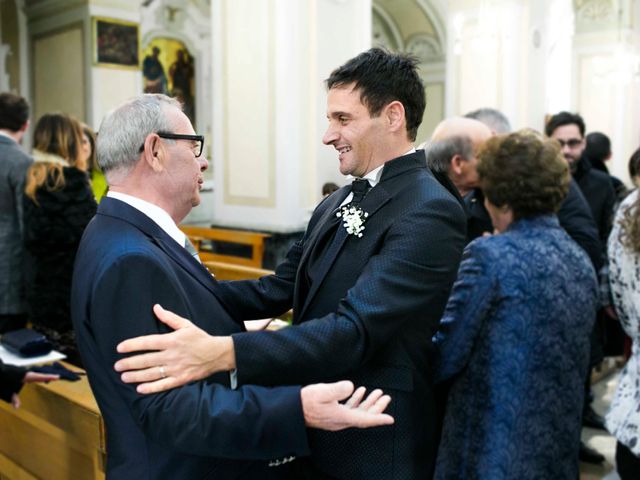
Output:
(93, 18), (139, 69)
(142, 38), (196, 123)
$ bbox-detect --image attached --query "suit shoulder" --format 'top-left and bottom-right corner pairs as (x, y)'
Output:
(1, 144), (32, 172)
(79, 214), (163, 267)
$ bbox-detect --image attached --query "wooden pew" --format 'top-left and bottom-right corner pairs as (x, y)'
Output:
(204, 260), (273, 281)
(180, 225), (270, 268)
(0, 362), (105, 480)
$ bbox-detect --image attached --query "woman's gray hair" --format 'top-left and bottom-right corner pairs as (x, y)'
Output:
(97, 94), (181, 176)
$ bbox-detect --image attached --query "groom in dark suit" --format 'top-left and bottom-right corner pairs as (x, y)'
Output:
(116, 49), (467, 478)
(71, 94), (394, 479)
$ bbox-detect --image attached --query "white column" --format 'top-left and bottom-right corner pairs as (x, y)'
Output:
(210, 0), (371, 232)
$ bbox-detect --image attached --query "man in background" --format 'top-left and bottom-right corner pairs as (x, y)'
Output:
(465, 107), (511, 135)
(546, 111), (617, 464)
(0, 92), (31, 333)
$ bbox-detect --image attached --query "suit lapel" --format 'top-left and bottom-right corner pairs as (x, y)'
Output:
(296, 151), (427, 320)
(297, 183), (391, 321)
(297, 187), (350, 271)
(98, 198), (221, 299)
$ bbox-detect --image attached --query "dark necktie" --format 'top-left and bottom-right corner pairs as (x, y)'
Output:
(349, 179), (371, 206)
(303, 179), (371, 291)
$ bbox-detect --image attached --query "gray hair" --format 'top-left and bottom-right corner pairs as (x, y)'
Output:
(425, 135), (474, 174)
(97, 94), (181, 176)
(464, 107), (511, 134)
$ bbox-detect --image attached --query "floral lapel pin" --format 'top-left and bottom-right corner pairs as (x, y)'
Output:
(336, 205), (369, 237)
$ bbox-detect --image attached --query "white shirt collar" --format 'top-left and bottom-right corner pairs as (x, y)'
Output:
(353, 147), (417, 187)
(107, 191), (186, 247)
(340, 148), (416, 207)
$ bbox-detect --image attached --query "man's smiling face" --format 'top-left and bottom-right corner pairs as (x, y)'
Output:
(322, 83), (387, 178)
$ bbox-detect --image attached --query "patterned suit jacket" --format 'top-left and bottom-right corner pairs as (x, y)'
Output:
(215, 151), (467, 479)
(0, 135), (32, 315)
(433, 215), (597, 480)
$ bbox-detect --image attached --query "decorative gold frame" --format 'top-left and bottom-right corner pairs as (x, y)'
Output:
(92, 17), (139, 69)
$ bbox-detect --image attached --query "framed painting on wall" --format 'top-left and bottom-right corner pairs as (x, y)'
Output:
(93, 17), (139, 69)
(142, 38), (196, 123)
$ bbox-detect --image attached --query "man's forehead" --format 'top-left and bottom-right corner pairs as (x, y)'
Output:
(168, 108), (196, 134)
(432, 117), (491, 142)
(551, 124), (582, 138)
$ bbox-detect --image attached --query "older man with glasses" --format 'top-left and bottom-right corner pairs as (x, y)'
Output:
(71, 93), (393, 480)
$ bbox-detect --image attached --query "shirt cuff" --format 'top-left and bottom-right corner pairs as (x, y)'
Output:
(229, 369), (238, 390)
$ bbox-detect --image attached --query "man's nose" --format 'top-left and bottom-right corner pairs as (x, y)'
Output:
(199, 155), (209, 172)
(323, 126), (338, 145)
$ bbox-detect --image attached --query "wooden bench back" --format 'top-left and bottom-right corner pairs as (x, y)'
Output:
(179, 225), (270, 268)
(203, 260), (273, 281)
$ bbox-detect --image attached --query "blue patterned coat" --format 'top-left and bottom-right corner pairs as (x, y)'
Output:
(433, 215), (598, 480)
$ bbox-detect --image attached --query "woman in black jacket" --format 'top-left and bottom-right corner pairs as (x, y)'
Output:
(23, 113), (97, 366)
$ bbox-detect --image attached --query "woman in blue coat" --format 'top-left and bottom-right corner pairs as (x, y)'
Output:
(433, 131), (598, 480)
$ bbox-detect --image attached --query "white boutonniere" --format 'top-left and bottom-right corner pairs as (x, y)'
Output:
(336, 205), (369, 237)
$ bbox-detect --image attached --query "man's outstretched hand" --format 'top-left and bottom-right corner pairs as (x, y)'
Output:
(301, 381), (394, 431)
(114, 304), (234, 394)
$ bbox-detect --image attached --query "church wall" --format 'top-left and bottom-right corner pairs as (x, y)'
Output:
(32, 25), (85, 122)
(210, 0), (371, 231)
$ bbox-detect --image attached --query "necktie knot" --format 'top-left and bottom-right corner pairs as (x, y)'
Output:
(350, 179), (371, 205)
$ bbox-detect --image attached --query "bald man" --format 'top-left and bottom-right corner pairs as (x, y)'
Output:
(426, 117), (492, 198)
(423, 118), (493, 242)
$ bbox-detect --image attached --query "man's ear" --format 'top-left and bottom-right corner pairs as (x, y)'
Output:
(384, 101), (405, 133)
(450, 154), (465, 175)
(142, 134), (165, 172)
(19, 120), (29, 133)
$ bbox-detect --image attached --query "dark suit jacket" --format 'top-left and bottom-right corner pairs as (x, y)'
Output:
(71, 198), (309, 479)
(214, 151), (467, 479)
(573, 156), (616, 247)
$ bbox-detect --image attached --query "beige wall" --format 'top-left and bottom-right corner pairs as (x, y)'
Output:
(221, 0), (275, 207)
(32, 25), (85, 122)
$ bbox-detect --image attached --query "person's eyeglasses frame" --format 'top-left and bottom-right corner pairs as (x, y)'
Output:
(139, 131), (205, 157)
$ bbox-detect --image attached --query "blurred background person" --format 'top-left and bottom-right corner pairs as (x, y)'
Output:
(81, 123), (107, 203)
(433, 131), (598, 479)
(464, 107), (511, 135)
(321, 181), (339, 198)
(606, 173), (640, 479)
(584, 132), (627, 204)
(628, 147), (640, 188)
(0, 93), (31, 333)
(23, 113), (97, 366)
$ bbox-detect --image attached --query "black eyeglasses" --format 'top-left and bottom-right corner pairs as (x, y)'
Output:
(139, 131), (205, 157)
(555, 138), (582, 148)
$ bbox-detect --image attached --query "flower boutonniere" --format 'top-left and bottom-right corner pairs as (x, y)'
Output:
(336, 204), (369, 238)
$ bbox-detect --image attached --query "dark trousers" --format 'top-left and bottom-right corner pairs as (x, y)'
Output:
(0, 313), (27, 334)
(616, 441), (640, 480)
